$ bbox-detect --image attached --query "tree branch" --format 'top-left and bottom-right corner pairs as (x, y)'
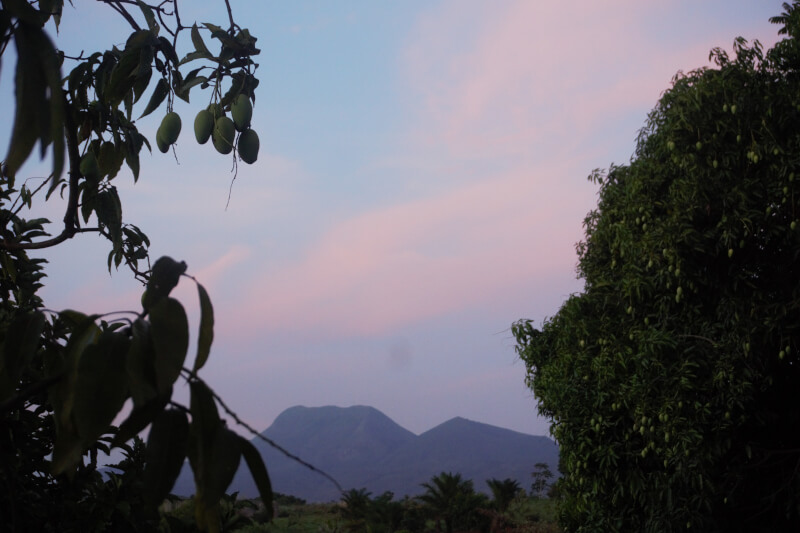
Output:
(0, 227), (104, 251)
(0, 373), (63, 415)
(103, 1), (142, 31)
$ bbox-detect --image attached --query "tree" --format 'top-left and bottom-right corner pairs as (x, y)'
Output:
(486, 477), (522, 512)
(514, 4), (800, 532)
(418, 472), (488, 533)
(338, 489), (407, 533)
(339, 488), (372, 530)
(0, 1), (269, 531)
(529, 463), (553, 499)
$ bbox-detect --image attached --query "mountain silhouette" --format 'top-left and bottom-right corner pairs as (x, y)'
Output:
(172, 405), (558, 502)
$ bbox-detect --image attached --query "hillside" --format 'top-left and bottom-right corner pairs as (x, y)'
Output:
(172, 405), (558, 502)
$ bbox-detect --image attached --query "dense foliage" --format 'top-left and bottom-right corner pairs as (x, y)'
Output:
(0, 1), (269, 531)
(515, 4), (800, 532)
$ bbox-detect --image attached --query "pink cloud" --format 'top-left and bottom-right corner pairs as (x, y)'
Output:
(207, 1), (782, 344)
(191, 245), (252, 291)
(401, 0), (777, 161)
(224, 158), (595, 339)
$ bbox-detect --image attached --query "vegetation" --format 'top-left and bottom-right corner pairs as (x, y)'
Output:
(529, 463), (553, 499)
(486, 478), (523, 512)
(515, 3), (800, 532)
(214, 472), (560, 533)
(418, 471), (490, 533)
(0, 1), (270, 531)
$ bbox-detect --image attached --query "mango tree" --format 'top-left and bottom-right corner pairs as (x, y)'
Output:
(0, 1), (268, 531)
(515, 4), (800, 532)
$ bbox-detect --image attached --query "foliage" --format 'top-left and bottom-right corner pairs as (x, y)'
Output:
(337, 489), (420, 533)
(514, 3), (800, 532)
(529, 463), (553, 499)
(487, 477), (523, 512)
(0, 1), (271, 531)
(417, 471), (490, 533)
(234, 490), (560, 533)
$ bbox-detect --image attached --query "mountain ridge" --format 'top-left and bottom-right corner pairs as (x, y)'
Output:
(172, 405), (558, 502)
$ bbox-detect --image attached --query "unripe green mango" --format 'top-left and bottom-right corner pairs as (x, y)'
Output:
(238, 128), (259, 164)
(212, 116), (236, 154)
(194, 110), (214, 144)
(80, 152), (100, 180)
(156, 128), (170, 153)
(159, 112), (182, 145)
(231, 94), (253, 132)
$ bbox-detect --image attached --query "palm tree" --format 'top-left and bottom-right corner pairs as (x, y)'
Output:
(486, 478), (521, 513)
(339, 488), (372, 528)
(418, 472), (485, 533)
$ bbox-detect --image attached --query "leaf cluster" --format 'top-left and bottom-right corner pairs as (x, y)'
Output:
(0, 2), (274, 532)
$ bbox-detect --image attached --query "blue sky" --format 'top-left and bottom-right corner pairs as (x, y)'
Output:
(1, 1), (786, 438)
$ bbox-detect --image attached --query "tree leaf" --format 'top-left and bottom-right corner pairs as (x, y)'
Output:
(5, 23), (45, 179)
(178, 74), (208, 97)
(204, 427), (241, 505)
(191, 23), (211, 56)
(139, 77), (168, 119)
(125, 318), (158, 407)
(97, 141), (124, 180)
(0, 311), (45, 402)
(71, 330), (130, 444)
(132, 49), (153, 104)
(179, 50), (213, 66)
(189, 380), (220, 455)
(149, 297), (189, 394)
(136, 0), (159, 34)
(106, 47), (140, 107)
(96, 188), (123, 236)
(51, 313), (101, 430)
(113, 386), (170, 446)
(194, 282), (214, 372)
(188, 380), (221, 520)
(143, 408), (189, 512)
(143, 256), (187, 310)
(239, 436), (273, 521)
(157, 36), (179, 65)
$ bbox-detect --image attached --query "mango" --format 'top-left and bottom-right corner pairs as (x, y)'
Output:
(80, 152), (100, 180)
(231, 94), (252, 132)
(156, 128), (170, 153)
(238, 129), (259, 164)
(194, 110), (214, 144)
(159, 112), (182, 145)
(212, 116), (235, 154)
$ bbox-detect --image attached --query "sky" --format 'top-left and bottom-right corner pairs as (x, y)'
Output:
(0, 1), (787, 439)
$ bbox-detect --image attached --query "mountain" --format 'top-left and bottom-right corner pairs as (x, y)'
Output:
(171, 405), (558, 502)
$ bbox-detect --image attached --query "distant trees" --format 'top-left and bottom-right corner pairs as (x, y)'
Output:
(515, 3), (800, 531)
(486, 478), (522, 512)
(338, 488), (419, 533)
(529, 463), (554, 499)
(417, 472), (489, 533)
(336, 471), (559, 532)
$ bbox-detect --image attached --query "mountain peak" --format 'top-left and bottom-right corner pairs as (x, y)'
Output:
(173, 405), (558, 502)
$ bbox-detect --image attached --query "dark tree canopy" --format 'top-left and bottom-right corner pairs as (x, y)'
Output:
(515, 4), (800, 532)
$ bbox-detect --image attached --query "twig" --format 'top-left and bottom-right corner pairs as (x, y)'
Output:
(223, 0), (235, 30)
(104, 1), (142, 31)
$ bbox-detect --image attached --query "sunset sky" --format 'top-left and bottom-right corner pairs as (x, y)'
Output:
(1, 1), (785, 438)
